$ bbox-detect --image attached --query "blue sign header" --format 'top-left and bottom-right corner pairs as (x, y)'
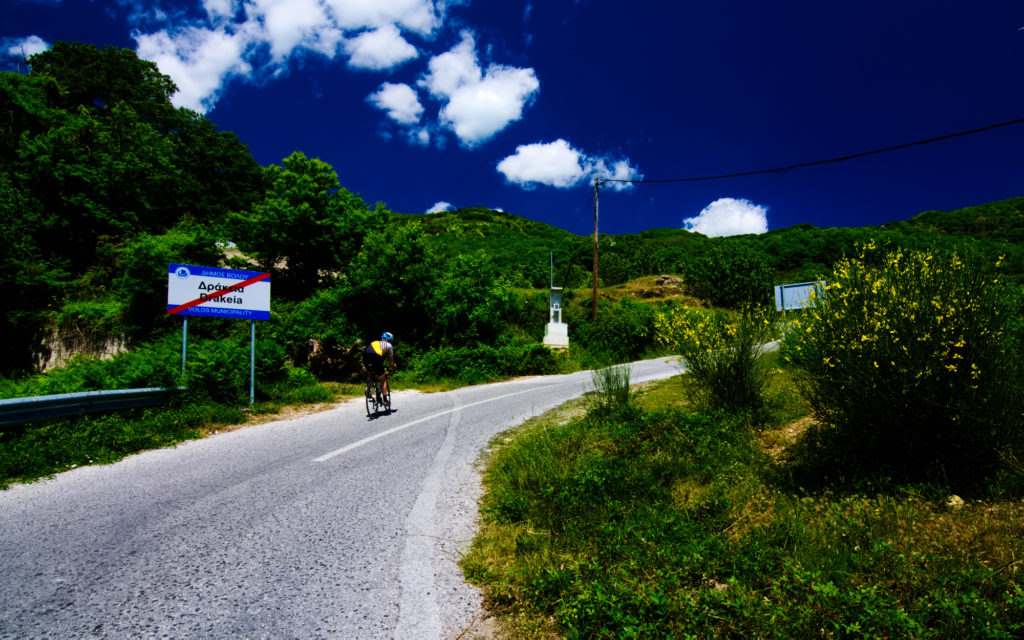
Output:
(168, 263), (270, 282)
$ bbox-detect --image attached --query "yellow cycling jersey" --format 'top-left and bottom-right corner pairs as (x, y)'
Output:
(370, 340), (393, 357)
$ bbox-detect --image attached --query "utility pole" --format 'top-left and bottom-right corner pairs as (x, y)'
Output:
(592, 177), (600, 321)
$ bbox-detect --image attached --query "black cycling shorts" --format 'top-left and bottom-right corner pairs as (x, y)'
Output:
(364, 352), (386, 376)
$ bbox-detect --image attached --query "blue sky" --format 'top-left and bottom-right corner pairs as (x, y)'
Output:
(3, 0), (1024, 236)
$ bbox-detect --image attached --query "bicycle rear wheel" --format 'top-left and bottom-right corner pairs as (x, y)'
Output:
(365, 382), (377, 416)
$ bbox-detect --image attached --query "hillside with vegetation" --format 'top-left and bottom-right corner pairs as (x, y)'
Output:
(3, 44), (1023, 387)
(1, 42), (1022, 480)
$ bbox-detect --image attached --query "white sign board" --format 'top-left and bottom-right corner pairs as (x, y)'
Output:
(167, 263), (271, 320)
(774, 281), (824, 312)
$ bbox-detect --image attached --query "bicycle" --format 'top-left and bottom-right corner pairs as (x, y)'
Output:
(364, 371), (392, 417)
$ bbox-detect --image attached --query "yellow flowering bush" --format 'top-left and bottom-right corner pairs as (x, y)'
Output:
(783, 247), (1022, 481)
(656, 305), (776, 415)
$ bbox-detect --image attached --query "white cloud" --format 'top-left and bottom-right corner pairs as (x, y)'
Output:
(344, 25), (418, 70)
(497, 139), (642, 190)
(420, 31), (539, 146)
(368, 82), (423, 124)
(125, 0), (543, 146)
(441, 66), (539, 146)
(246, 0), (340, 60)
(591, 158), (642, 191)
(131, 0), (444, 111)
(683, 198), (769, 237)
(135, 26), (251, 113)
(497, 139), (585, 188)
(203, 0), (236, 21)
(426, 201), (453, 213)
(323, 0), (439, 34)
(420, 31), (479, 97)
(4, 35), (51, 58)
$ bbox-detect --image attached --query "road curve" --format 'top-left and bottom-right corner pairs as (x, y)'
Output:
(0, 357), (681, 639)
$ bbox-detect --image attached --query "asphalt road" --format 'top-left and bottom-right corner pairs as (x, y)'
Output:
(0, 357), (681, 639)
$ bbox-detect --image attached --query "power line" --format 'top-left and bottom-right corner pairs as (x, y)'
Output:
(600, 116), (1024, 185)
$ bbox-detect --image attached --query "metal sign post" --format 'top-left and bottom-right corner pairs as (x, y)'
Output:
(181, 318), (188, 375)
(167, 264), (272, 405)
(250, 320), (256, 406)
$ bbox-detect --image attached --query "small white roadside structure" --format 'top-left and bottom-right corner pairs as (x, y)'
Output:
(542, 286), (570, 349)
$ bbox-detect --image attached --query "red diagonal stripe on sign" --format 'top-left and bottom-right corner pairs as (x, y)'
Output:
(168, 272), (270, 315)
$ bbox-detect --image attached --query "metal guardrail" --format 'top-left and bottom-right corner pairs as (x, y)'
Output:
(0, 387), (183, 428)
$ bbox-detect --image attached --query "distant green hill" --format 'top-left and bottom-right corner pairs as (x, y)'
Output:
(391, 198), (1024, 294)
(394, 207), (579, 287)
(903, 197), (1024, 242)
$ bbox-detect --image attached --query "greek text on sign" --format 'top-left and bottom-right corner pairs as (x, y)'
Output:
(167, 264), (271, 320)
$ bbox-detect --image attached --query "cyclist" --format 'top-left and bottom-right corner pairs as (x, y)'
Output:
(363, 332), (396, 403)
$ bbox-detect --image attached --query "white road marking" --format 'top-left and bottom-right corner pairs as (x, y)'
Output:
(312, 386), (552, 463)
(393, 395), (462, 638)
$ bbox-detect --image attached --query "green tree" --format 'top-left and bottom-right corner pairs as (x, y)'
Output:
(28, 42), (177, 125)
(344, 224), (437, 343)
(232, 152), (371, 299)
(0, 43), (265, 372)
(0, 172), (66, 373)
(0, 73), (59, 162)
(169, 110), (265, 223)
(15, 104), (182, 270)
(428, 251), (516, 344)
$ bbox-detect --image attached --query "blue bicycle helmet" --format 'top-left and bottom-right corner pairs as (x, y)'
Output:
(381, 331), (394, 342)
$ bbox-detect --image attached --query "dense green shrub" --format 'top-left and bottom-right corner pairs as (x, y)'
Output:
(55, 299), (124, 338)
(412, 342), (558, 384)
(0, 333), (289, 404)
(0, 334), (181, 397)
(783, 247), (1024, 485)
(270, 286), (361, 375)
(186, 336), (288, 403)
(427, 250), (517, 344)
(112, 223), (223, 339)
(656, 305), (776, 415)
(571, 298), (656, 364)
(684, 243), (774, 307)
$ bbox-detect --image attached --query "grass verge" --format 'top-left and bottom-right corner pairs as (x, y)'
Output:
(462, 360), (1024, 638)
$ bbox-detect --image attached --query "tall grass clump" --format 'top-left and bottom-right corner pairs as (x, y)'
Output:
(588, 364), (631, 415)
(656, 305), (776, 416)
(784, 246), (1024, 486)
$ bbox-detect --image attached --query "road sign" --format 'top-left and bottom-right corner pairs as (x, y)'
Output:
(167, 263), (272, 405)
(167, 264), (271, 320)
(774, 281), (824, 312)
